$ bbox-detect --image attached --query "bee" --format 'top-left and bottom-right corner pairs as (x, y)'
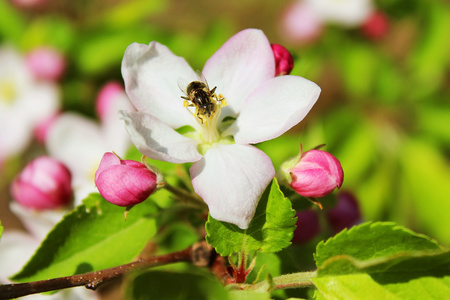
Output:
(179, 74), (226, 124)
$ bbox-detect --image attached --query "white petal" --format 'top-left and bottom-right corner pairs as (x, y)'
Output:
(304, 0), (374, 27)
(46, 113), (107, 204)
(190, 144), (275, 229)
(0, 231), (39, 283)
(10, 202), (64, 241)
(229, 75), (320, 144)
(202, 29), (275, 118)
(121, 42), (197, 128)
(46, 113), (106, 178)
(121, 111), (202, 163)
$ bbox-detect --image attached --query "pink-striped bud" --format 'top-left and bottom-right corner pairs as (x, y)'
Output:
(271, 44), (294, 76)
(94, 152), (158, 206)
(26, 47), (66, 81)
(282, 149), (343, 198)
(11, 156), (72, 210)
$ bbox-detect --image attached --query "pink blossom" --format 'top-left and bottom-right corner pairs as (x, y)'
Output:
(285, 149), (343, 198)
(271, 44), (294, 76)
(96, 81), (125, 121)
(10, 156), (73, 210)
(280, 1), (323, 43)
(26, 47), (66, 81)
(94, 152), (158, 206)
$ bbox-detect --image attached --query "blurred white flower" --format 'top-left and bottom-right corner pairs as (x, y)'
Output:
(304, 0), (374, 27)
(0, 47), (59, 162)
(46, 83), (134, 205)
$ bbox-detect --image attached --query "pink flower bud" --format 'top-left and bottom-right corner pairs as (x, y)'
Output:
(326, 191), (361, 233)
(11, 0), (47, 9)
(95, 82), (125, 121)
(26, 47), (66, 81)
(94, 152), (158, 206)
(11, 156), (73, 210)
(361, 11), (389, 41)
(292, 209), (321, 244)
(271, 44), (294, 76)
(289, 150), (344, 198)
(34, 112), (60, 144)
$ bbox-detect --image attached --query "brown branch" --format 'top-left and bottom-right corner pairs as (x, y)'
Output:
(0, 241), (214, 300)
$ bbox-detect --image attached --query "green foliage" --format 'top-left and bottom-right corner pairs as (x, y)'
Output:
(206, 179), (296, 256)
(124, 270), (228, 300)
(399, 139), (450, 245)
(313, 222), (450, 299)
(0, 220), (3, 238)
(0, 0), (25, 44)
(11, 194), (160, 282)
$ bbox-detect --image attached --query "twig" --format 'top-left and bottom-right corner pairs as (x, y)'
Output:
(0, 241), (214, 300)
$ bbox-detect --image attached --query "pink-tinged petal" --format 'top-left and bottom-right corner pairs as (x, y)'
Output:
(120, 111), (202, 163)
(190, 144), (275, 229)
(202, 29), (275, 118)
(121, 42), (197, 129)
(229, 75), (320, 144)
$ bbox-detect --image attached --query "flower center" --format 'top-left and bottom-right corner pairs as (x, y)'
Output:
(0, 79), (16, 104)
(181, 80), (227, 144)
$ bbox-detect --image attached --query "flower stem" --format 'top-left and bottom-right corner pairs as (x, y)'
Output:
(164, 183), (206, 207)
(0, 241), (214, 300)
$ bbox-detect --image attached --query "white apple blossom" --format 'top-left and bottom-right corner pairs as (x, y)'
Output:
(0, 47), (59, 163)
(46, 84), (133, 205)
(304, 0), (374, 27)
(120, 29), (320, 229)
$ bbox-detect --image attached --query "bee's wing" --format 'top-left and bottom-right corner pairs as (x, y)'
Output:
(196, 71), (210, 90)
(177, 78), (189, 95)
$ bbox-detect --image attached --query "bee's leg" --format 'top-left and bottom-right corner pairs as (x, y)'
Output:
(181, 96), (190, 100)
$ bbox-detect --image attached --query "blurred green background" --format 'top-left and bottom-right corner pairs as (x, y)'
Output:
(0, 0), (449, 245)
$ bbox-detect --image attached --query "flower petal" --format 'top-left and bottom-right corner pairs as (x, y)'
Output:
(190, 143), (275, 229)
(120, 111), (202, 163)
(229, 75), (320, 144)
(202, 29), (275, 118)
(121, 42), (198, 128)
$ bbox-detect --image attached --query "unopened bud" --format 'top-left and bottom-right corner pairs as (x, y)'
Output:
(26, 47), (66, 81)
(94, 152), (158, 206)
(326, 191), (361, 233)
(361, 11), (389, 41)
(292, 209), (321, 244)
(281, 149), (343, 198)
(96, 82), (125, 121)
(11, 156), (72, 210)
(271, 44), (294, 76)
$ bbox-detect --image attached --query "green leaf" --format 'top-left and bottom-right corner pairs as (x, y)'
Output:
(313, 222), (450, 299)
(124, 270), (229, 300)
(0, 0), (26, 44)
(399, 139), (450, 244)
(0, 219), (3, 238)
(206, 178), (296, 256)
(315, 222), (441, 267)
(12, 193), (159, 282)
